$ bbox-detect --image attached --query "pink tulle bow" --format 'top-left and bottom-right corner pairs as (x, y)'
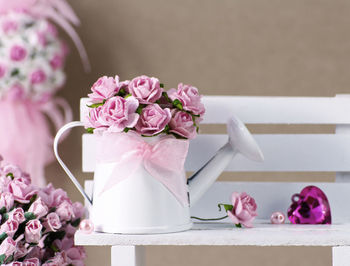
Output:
(0, 97), (72, 187)
(0, 0), (90, 71)
(96, 132), (190, 206)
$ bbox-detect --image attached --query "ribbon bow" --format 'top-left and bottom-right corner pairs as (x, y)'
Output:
(96, 132), (190, 206)
(0, 0), (90, 71)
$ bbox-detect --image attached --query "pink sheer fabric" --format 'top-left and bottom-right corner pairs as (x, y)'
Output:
(96, 132), (190, 206)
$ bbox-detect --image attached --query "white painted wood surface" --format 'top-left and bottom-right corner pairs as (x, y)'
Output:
(82, 133), (350, 172)
(76, 222), (350, 246)
(333, 247), (350, 266)
(111, 246), (144, 266)
(80, 96), (350, 124)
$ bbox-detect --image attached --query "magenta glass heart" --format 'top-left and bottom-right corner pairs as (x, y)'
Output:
(287, 186), (331, 224)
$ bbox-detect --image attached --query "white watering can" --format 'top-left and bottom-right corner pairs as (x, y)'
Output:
(54, 115), (263, 234)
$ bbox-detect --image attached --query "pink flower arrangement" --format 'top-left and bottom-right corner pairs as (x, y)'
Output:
(0, 157), (86, 265)
(85, 75), (205, 140)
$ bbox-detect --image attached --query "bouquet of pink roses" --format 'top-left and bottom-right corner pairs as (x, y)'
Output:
(85, 75), (205, 139)
(0, 156), (86, 266)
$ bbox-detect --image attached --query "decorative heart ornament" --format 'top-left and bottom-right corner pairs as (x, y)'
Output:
(287, 186), (331, 224)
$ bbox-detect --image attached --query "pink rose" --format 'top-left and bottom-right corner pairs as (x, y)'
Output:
(0, 176), (11, 192)
(0, 237), (16, 258)
(0, 192), (14, 211)
(8, 262), (23, 266)
(56, 200), (75, 221)
(25, 219), (42, 243)
(88, 76), (119, 103)
(227, 192), (258, 228)
(10, 208), (25, 224)
(85, 106), (104, 130)
(99, 96), (139, 132)
(135, 104), (171, 136)
(13, 242), (27, 260)
(43, 213), (61, 232)
(128, 75), (163, 104)
(65, 224), (76, 237)
(28, 198), (48, 219)
(0, 220), (18, 238)
(169, 110), (197, 139)
(168, 83), (205, 115)
(53, 236), (73, 251)
(73, 202), (85, 219)
(22, 258), (39, 266)
(0, 64), (6, 78)
(8, 179), (36, 204)
(10, 45), (27, 61)
(40, 187), (68, 208)
(1, 164), (24, 179)
(30, 70), (47, 84)
(50, 54), (64, 70)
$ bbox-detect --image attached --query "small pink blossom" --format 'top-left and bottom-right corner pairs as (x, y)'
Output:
(10, 208), (25, 224)
(168, 83), (205, 115)
(8, 179), (36, 204)
(64, 246), (86, 266)
(0, 192), (14, 211)
(0, 64), (6, 78)
(73, 202), (85, 218)
(128, 75), (163, 104)
(0, 220), (19, 238)
(13, 242), (27, 260)
(98, 96), (139, 132)
(1, 164), (24, 179)
(24, 220), (42, 243)
(53, 236), (73, 251)
(0, 237), (16, 258)
(2, 20), (18, 34)
(10, 45), (27, 61)
(30, 70), (47, 84)
(56, 201), (75, 221)
(43, 213), (61, 232)
(135, 104), (171, 136)
(28, 198), (48, 219)
(169, 110), (197, 139)
(85, 106), (104, 130)
(227, 192), (258, 228)
(88, 76), (119, 103)
(22, 258), (40, 266)
(50, 54), (64, 70)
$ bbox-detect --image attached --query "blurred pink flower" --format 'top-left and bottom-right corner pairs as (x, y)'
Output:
(10, 45), (27, 61)
(56, 201), (74, 221)
(30, 70), (47, 84)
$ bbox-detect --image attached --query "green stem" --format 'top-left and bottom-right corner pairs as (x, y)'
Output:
(191, 215), (228, 221)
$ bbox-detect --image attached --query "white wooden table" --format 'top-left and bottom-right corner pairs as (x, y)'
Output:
(74, 95), (350, 266)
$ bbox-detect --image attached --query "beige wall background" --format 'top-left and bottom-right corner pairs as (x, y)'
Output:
(46, 0), (350, 265)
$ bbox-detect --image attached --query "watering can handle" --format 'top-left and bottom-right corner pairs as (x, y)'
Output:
(53, 121), (93, 206)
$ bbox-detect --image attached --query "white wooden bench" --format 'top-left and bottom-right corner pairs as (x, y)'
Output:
(76, 95), (350, 266)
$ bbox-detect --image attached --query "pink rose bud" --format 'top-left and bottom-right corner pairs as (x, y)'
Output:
(73, 202), (85, 219)
(25, 219), (42, 243)
(43, 212), (62, 232)
(22, 258), (39, 266)
(28, 198), (48, 219)
(135, 104), (171, 136)
(8, 179), (36, 204)
(0, 192), (14, 211)
(10, 45), (27, 61)
(169, 110), (197, 139)
(88, 76), (120, 103)
(2, 164), (24, 179)
(0, 219), (18, 238)
(98, 96), (140, 132)
(168, 83), (205, 115)
(30, 70), (47, 84)
(56, 201), (75, 221)
(2, 20), (18, 34)
(0, 64), (6, 78)
(10, 208), (25, 224)
(9, 262), (23, 266)
(0, 237), (16, 258)
(128, 75), (163, 104)
(227, 192), (258, 228)
(14, 242), (27, 260)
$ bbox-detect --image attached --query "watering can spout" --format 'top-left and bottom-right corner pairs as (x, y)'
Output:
(188, 116), (264, 205)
